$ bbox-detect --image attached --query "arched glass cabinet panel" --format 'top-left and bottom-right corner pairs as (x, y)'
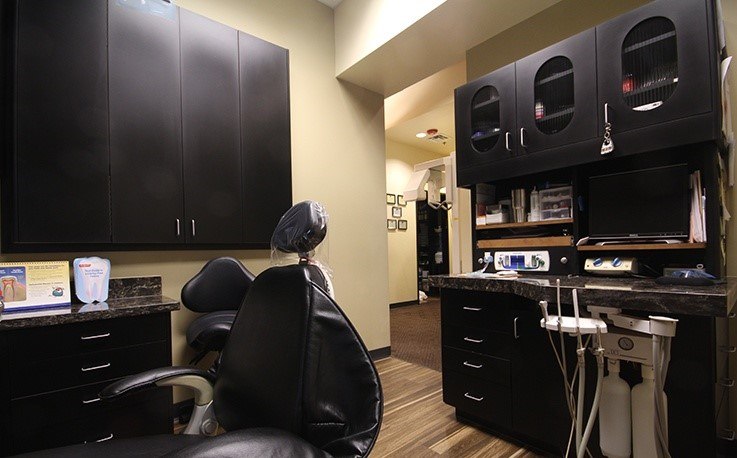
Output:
(534, 56), (574, 135)
(470, 86), (500, 152)
(621, 17), (677, 111)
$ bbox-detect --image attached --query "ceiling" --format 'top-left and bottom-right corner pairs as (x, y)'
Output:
(316, 0), (344, 9)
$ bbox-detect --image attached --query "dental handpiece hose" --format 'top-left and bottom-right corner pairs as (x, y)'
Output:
(572, 289), (585, 455)
(578, 328), (605, 458)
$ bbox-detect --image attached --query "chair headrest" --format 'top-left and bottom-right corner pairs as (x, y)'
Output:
(270, 201), (327, 256)
(181, 257), (255, 313)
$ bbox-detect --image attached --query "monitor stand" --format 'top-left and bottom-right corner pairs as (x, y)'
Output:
(594, 239), (684, 246)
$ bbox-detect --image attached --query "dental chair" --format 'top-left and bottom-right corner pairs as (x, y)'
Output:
(180, 257), (254, 365)
(20, 201), (382, 457)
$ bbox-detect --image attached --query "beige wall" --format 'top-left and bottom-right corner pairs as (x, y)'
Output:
(2, 0), (391, 401)
(466, 0), (649, 80)
(334, 0), (446, 75)
(385, 140), (444, 304)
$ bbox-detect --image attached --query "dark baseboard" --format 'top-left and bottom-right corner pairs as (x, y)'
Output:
(173, 398), (194, 424)
(717, 437), (737, 457)
(390, 300), (418, 309)
(369, 346), (391, 360)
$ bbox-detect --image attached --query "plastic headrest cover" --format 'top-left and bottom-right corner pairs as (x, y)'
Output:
(271, 201), (328, 255)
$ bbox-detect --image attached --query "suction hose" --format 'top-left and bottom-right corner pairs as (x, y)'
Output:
(578, 347), (605, 458)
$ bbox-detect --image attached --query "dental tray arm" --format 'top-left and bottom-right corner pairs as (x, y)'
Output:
(100, 366), (216, 406)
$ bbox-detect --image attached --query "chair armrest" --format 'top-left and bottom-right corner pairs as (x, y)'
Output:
(100, 366), (216, 405)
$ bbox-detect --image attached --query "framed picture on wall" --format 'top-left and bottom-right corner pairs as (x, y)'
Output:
(398, 220), (408, 230)
(386, 193), (396, 205)
(392, 207), (402, 218)
(397, 195), (406, 206)
(387, 219), (397, 230)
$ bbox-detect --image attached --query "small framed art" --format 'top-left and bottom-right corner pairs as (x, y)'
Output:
(386, 193), (396, 205)
(398, 220), (408, 230)
(387, 219), (397, 230)
(392, 207), (402, 218)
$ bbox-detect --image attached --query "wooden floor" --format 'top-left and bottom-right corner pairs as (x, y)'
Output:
(372, 357), (540, 458)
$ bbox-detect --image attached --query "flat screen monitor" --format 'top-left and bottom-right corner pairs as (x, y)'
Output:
(588, 164), (690, 240)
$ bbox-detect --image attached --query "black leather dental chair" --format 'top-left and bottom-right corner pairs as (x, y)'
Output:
(20, 201), (382, 458)
(180, 257), (254, 365)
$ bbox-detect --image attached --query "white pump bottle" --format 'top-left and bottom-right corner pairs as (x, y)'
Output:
(599, 359), (631, 458)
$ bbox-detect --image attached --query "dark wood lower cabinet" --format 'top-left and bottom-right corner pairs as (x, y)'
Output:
(0, 313), (174, 455)
(441, 288), (722, 457)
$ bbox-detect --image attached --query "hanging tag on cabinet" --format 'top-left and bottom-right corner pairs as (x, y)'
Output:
(601, 121), (614, 155)
(601, 137), (614, 155)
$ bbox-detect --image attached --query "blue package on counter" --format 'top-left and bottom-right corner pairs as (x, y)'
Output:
(73, 257), (111, 304)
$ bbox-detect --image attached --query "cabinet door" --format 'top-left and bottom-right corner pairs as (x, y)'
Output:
(596, 0), (712, 136)
(511, 307), (572, 454)
(516, 28), (598, 154)
(240, 33), (292, 244)
(455, 63), (516, 184)
(14, 0), (110, 243)
(109, 0), (183, 244)
(180, 10), (242, 244)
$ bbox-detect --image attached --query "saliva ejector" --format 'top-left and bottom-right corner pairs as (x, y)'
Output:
(539, 279), (677, 458)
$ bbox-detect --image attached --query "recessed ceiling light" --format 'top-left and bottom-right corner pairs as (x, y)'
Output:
(416, 132), (428, 138)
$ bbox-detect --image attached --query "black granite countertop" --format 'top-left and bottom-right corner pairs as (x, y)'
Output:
(0, 276), (179, 330)
(429, 274), (737, 317)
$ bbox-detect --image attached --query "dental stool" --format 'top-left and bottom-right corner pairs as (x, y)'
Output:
(180, 257), (254, 365)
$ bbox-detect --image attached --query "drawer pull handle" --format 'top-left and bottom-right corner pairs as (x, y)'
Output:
(719, 429), (736, 441)
(95, 434), (114, 443)
(81, 363), (111, 372)
(721, 346), (737, 353)
(720, 378), (735, 388)
(463, 307), (482, 312)
(82, 397), (101, 405)
(463, 337), (484, 344)
(464, 392), (484, 402)
(463, 361), (483, 369)
(80, 333), (111, 341)
(729, 312), (736, 319)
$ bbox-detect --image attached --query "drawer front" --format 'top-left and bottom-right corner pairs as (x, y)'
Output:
(443, 324), (512, 359)
(9, 313), (169, 364)
(11, 380), (171, 429)
(443, 371), (511, 428)
(442, 298), (510, 332)
(9, 390), (172, 455)
(11, 341), (169, 398)
(442, 346), (510, 387)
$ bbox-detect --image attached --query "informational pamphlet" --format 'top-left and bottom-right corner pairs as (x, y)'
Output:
(0, 261), (71, 312)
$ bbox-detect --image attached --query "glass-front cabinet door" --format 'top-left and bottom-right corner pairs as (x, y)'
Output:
(455, 63), (516, 184)
(596, 0), (712, 135)
(515, 28), (598, 154)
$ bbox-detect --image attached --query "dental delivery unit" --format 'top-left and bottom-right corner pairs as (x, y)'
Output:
(539, 279), (678, 458)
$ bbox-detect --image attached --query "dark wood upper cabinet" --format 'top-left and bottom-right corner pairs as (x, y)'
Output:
(455, 63), (516, 186)
(108, 0), (184, 244)
(14, 0), (110, 243)
(240, 32), (292, 244)
(596, 0), (714, 137)
(515, 28), (598, 155)
(180, 10), (243, 244)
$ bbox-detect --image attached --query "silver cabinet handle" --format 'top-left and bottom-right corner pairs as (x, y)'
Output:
(514, 317), (519, 339)
(463, 337), (484, 344)
(505, 131), (512, 151)
(719, 429), (736, 441)
(94, 434), (114, 443)
(463, 306), (482, 312)
(176, 218), (181, 236)
(464, 392), (484, 402)
(729, 312), (736, 319)
(720, 378), (735, 387)
(720, 346), (737, 353)
(80, 333), (110, 341)
(82, 397), (101, 405)
(520, 127), (528, 148)
(463, 361), (483, 369)
(191, 219), (196, 237)
(81, 363), (111, 372)
(604, 102), (610, 124)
